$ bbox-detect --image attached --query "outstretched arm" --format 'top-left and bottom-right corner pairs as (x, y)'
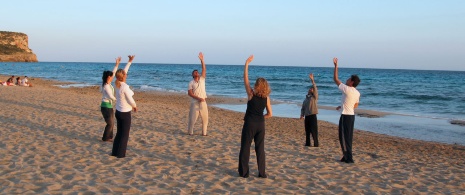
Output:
(124, 55), (135, 73)
(333, 58), (342, 86)
(309, 73), (318, 100)
(112, 57), (121, 76)
(199, 52), (206, 78)
(244, 55), (254, 100)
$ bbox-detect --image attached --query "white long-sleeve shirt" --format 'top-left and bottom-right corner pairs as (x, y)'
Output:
(116, 82), (136, 112)
(100, 62), (133, 105)
(101, 84), (116, 104)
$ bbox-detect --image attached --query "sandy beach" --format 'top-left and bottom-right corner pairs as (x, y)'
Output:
(1, 76), (465, 194)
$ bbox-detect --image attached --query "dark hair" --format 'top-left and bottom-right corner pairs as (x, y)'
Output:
(192, 69), (198, 74)
(102, 71), (113, 87)
(351, 75), (360, 87)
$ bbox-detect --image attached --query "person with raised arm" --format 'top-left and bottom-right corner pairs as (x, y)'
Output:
(187, 52), (209, 136)
(112, 55), (137, 158)
(100, 56), (135, 142)
(238, 55), (272, 178)
(300, 73), (319, 147)
(333, 57), (360, 164)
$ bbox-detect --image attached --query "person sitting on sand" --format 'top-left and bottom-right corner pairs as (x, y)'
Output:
(300, 73), (319, 147)
(238, 55), (272, 178)
(21, 76), (32, 87)
(333, 57), (360, 164)
(15, 77), (21, 86)
(6, 75), (15, 86)
(187, 52), (209, 136)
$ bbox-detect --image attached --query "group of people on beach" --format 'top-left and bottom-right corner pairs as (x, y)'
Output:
(99, 53), (360, 178)
(1, 75), (32, 87)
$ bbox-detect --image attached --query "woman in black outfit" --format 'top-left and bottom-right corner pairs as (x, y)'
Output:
(238, 55), (272, 178)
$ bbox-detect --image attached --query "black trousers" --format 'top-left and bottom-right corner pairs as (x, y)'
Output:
(338, 115), (355, 161)
(112, 110), (131, 158)
(101, 107), (114, 141)
(238, 120), (266, 177)
(304, 114), (319, 147)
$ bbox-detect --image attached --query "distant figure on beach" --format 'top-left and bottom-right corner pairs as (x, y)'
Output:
(100, 56), (134, 142)
(112, 55), (137, 158)
(300, 73), (319, 147)
(6, 75), (14, 86)
(20, 76), (32, 87)
(15, 77), (21, 86)
(333, 57), (360, 164)
(238, 55), (272, 178)
(187, 52), (209, 136)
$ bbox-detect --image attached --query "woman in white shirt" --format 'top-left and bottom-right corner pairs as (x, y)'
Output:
(100, 56), (134, 142)
(112, 56), (137, 158)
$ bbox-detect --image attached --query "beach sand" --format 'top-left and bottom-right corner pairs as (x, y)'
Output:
(1, 77), (465, 194)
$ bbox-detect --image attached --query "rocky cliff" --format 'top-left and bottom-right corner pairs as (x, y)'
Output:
(0, 31), (38, 62)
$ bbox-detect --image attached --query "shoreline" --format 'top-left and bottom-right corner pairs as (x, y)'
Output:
(7, 75), (465, 145)
(1, 76), (465, 193)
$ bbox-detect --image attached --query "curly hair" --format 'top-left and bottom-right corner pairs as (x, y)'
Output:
(253, 77), (271, 98)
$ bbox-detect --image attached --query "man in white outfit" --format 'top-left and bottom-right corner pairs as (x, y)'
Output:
(187, 52), (208, 136)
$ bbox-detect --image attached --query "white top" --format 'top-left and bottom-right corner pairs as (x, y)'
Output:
(115, 82), (137, 112)
(100, 84), (116, 104)
(188, 77), (207, 99)
(338, 83), (360, 115)
(100, 62), (133, 105)
(21, 78), (28, 86)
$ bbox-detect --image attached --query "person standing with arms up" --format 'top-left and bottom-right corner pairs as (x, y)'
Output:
(187, 52), (208, 136)
(100, 56), (134, 142)
(300, 73), (319, 147)
(112, 55), (137, 158)
(238, 55), (272, 178)
(333, 57), (360, 163)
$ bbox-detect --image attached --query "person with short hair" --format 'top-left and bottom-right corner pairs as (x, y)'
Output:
(20, 76), (32, 87)
(238, 55), (272, 178)
(187, 52), (209, 136)
(300, 73), (319, 147)
(333, 57), (361, 164)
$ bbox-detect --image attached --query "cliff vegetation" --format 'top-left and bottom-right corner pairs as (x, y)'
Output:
(0, 31), (38, 62)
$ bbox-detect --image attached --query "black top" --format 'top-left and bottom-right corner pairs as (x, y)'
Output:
(244, 95), (267, 122)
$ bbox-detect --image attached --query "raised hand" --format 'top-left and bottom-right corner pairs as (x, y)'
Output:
(245, 55), (254, 65)
(128, 55), (135, 62)
(198, 52), (204, 62)
(309, 73), (314, 81)
(333, 57), (338, 67)
(115, 57), (122, 66)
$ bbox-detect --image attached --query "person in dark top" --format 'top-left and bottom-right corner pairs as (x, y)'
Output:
(15, 77), (21, 85)
(238, 55), (272, 178)
(6, 75), (14, 86)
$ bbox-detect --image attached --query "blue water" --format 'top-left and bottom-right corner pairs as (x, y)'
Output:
(2, 62), (465, 145)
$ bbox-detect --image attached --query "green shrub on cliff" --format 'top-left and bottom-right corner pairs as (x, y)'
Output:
(0, 44), (25, 55)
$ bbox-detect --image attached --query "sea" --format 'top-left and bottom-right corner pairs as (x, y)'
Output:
(2, 62), (465, 145)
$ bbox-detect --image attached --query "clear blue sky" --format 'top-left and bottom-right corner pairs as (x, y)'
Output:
(2, 0), (464, 70)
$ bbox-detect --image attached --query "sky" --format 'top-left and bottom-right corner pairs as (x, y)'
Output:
(1, 0), (464, 71)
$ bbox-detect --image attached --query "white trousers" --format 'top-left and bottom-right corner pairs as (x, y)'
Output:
(187, 100), (209, 135)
